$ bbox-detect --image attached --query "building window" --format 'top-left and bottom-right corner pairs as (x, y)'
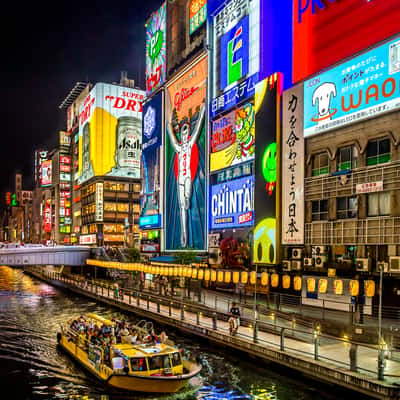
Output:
(312, 200), (328, 221)
(337, 196), (357, 219)
(368, 192), (390, 216)
(366, 138), (390, 166)
(312, 153), (329, 176)
(338, 146), (358, 171)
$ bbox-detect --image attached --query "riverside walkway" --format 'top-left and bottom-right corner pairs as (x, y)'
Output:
(25, 268), (400, 400)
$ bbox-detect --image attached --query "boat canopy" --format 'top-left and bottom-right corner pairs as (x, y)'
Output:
(87, 313), (114, 326)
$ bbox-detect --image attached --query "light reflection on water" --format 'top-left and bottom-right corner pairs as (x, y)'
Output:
(0, 266), (370, 400)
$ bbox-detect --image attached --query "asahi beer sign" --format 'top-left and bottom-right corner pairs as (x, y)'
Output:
(78, 83), (144, 184)
(304, 36), (400, 137)
(282, 85), (304, 245)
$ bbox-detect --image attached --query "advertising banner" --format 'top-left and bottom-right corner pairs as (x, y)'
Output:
(164, 55), (207, 251)
(293, 0), (400, 83)
(189, 0), (207, 34)
(210, 175), (254, 230)
(210, 101), (255, 172)
(304, 36), (400, 137)
(43, 199), (52, 233)
(145, 2), (167, 95)
(35, 150), (48, 186)
(282, 85), (304, 245)
(40, 160), (52, 187)
(253, 73), (282, 264)
(95, 183), (104, 222)
(78, 83), (144, 184)
(140, 91), (163, 229)
(79, 234), (97, 245)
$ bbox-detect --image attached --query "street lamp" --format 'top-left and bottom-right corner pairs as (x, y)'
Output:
(378, 264), (385, 380)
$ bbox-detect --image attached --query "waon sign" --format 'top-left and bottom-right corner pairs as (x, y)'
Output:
(293, 0), (400, 83)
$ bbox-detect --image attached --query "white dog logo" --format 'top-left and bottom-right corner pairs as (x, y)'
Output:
(312, 82), (337, 124)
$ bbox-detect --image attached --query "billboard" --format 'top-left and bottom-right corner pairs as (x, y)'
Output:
(189, 0), (207, 34)
(78, 83), (144, 184)
(145, 2), (167, 95)
(210, 0), (292, 117)
(34, 150), (48, 186)
(210, 101), (255, 172)
(210, 175), (254, 230)
(293, 0), (400, 83)
(40, 160), (52, 187)
(140, 91), (163, 229)
(304, 36), (400, 137)
(282, 85), (304, 245)
(253, 73), (282, 265)
(164, 54), (207, 251)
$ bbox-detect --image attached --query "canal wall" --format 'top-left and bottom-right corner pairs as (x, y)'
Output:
(25, 268), (400, 400)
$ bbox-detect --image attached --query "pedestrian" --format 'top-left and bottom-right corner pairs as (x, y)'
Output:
(229, 302), (241, 335)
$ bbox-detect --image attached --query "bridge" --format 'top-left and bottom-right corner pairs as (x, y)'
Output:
(0, 245), (91, 266)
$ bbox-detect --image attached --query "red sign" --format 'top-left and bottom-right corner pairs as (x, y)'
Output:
(43, 200), (52, 233)
(60, 156), (71, 164)
(293, 0), (400, 82)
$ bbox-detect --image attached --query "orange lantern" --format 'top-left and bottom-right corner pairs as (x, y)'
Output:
(307, 277), (316, 292)
(318, 278), (328, 294)
(365, 280), (375, 297)
(282, 275), (291, 289)
(192, 268), (198, 279)
(294, 276), (302, 291)
(211, 270), (217, 282)
(334, 279), (343, 295)
(349, 280), (359, 296)
(204, 269), (211, 281)
(224, 270), (231, 283)
(217, 270), (224, 282)
(250, 271), (257, 285)
(198, 268), (204, 280)
(271, 273), (279, 288)
(233, 271), (240, 284)
(241, 271), (248, 284)
(261, 272), (269, 286)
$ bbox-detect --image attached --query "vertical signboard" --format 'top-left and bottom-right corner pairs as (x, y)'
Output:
(34, 150), (48, 186)
(145, 2), (167, 95)
(95, 183), (104, 222)
(253, 73), (282, 265)
(78, 83), (144, 184)
(304, 36), (400, 137)
(164, 54), (207, 251)
(282, 85), (304, 245)
(140, 91), (163, 229)
(40, 160), (52, 187)
(189, 0), (207, 35)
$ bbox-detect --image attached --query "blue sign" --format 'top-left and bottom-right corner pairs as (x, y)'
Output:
(304, 36), (400, 137)
(139, 214), (161, 229)
(210, 176), (254, 230)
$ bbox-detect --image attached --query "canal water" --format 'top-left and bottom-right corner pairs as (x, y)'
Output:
(0, 266), (372, 400)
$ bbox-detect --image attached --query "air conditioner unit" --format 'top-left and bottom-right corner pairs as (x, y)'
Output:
(282, 260), (291, 271)
(291, 260), (302, 270)
(292, 248), (302, 260)
(377, 261), (389, 273)
(356, 258), (369, 272)
(314, 255), (326, 268)
(304, 257), (314, 267)
(313, 246), (327, 255)
(389, 257), (400, 273)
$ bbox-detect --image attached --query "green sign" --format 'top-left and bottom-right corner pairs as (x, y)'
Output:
(189, 1), (206, 35)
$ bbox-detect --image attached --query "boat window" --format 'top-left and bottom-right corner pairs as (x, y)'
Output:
(148, 355), (170, 370)
(130, 357), (147, 371)
(171, 352), (181, 367)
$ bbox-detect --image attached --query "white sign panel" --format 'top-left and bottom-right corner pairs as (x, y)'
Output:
(95, 183), (104, 222)
(356, 181), (383, 194)
(79, 234), (97, 245)
(282, 85), (304, 245)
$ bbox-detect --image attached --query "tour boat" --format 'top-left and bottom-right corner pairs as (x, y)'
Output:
(57, 313), (201, 393)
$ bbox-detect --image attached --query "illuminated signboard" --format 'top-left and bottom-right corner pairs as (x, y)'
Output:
(78, 83), (144, 184)
(59, 131), (71, 147)
(60, 173), (71, 182)
(210, 101), (255, 172)
(145, 2), (167, 95)
(189, 0), (207, 34)
(79, 234), (97, 245)
(95, 183), (104, 222)
(139, 214), (161, 229)
(210, 175), (254, 230)
(60, 155), (71, 164)
(40, 160), (52, 187)
(34, 150), (48, 185)
(140, 91), (163, 229)
(293, 0), (400, 83)
(164, 54), (207, 251)
(43, 199), (52, 233)
(253, 73), (282, 265)
(304, 36), (400, 137)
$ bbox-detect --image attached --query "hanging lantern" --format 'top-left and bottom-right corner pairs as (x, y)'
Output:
(187, 267), (193, 278)
(211, 270), (217, 282)
(155, 266), (160, 275)
(271, 273), (279, 288)
(198, 268), (204, 280)
(365, 280), (375, 297)
(250, 271), (257, 285)
(233, 271), (240, 284)
(334, 279), (343, 295)
(192, 268), (198, 279)
(204, 269), (211, 281)
(318, 278), (328, 294)
(173, 266), (178, 276)
(261, 272), (269, 286)
(282, 275), (291, 289)
(224, 270), (231, 283)
(307, 277), (316, 292)
(294, 276), (302, 291)
(217, 270), (224, 282)
(241, 271), (248, 284)
(349, 280), (359, 296)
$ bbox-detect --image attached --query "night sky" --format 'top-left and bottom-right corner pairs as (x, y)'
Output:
(1, 0), (161, 195)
